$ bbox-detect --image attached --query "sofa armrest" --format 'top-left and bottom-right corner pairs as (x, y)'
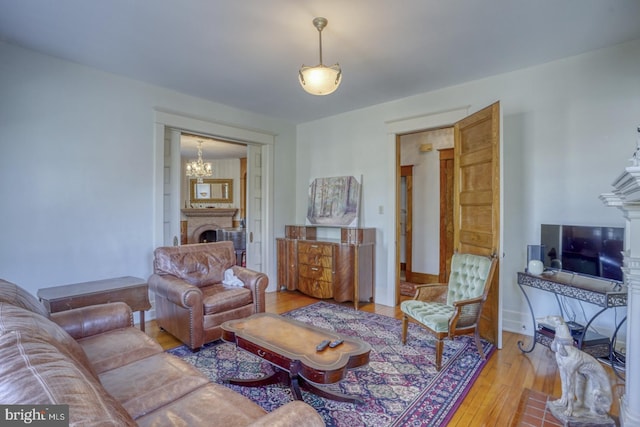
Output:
(230, 265), (268, 312)
(148, 274), (203, 308)
(50, 302), (134, 340)
(247, 401), (325, 427)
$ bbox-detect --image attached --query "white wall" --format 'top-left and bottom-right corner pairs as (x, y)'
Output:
(0, 42), (298, 297)
(297, 40), (640, 340)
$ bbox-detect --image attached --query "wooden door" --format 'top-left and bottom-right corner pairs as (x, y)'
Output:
(401, 165), (414, 281)
(439, 148), (454, 283)
(453, 102), (501, 346)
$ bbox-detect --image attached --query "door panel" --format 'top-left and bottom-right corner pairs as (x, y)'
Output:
(163, 128), (181, 246)
(246, 144), (263, 272)
(453, 101), (501, 346)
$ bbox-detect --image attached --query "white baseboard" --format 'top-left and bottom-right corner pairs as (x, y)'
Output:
(502, 308), (534, 336)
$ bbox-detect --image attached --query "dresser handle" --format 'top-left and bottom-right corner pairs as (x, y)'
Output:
(310, 244), (319, 248)
(311, 267), (319, 271)
(257, 349), (266, 357)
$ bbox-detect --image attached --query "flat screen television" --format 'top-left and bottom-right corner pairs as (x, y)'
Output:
(540, 224), (624, 282)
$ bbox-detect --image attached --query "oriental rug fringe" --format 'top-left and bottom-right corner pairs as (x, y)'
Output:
(167, 301), (494, 426)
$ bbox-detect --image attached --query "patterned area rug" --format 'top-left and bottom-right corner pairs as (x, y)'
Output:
(167, 301), (494, 426)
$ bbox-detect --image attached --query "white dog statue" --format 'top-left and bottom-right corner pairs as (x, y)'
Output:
(540, 315), (614, 425)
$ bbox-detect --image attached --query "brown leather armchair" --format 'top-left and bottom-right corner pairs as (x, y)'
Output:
(149, 241), (268, 351)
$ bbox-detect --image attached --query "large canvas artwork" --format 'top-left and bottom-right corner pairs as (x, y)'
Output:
(306, 176), (361, 227)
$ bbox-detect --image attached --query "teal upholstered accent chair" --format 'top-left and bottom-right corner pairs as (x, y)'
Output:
(401, 253), (497, 370)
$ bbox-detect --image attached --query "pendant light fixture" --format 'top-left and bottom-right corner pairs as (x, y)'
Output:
(298, 17), (342, 96)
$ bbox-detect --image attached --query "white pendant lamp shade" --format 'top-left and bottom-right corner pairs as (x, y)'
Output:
(299, 17), (342, 96)
(299, 64), (342, 95)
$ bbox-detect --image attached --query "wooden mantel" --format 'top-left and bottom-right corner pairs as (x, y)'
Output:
(181, 208), (238, 218)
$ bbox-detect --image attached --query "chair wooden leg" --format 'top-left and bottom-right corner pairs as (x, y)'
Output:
(435, 338), (443, 371)
(401, 315), (408, 344)
(473, 330), (485, 360)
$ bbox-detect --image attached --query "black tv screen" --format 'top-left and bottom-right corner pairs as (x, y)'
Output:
(540, 224), (624, 282)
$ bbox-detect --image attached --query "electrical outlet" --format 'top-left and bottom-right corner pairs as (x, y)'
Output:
(378, 205), (384, 214)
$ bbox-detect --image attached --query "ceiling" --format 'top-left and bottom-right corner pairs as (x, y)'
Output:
(1, 0), (640, 126)
(180, 133), (246, 159)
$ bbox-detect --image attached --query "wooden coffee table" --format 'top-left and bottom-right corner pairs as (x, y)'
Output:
(221, 312), (371, 403)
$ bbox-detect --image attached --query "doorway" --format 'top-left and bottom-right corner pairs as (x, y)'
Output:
(397, 127), (454, 297)
(153, 110), (275, 279)
(179, 132), (247, 235)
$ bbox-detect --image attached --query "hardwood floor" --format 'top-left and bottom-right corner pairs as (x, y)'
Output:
(146, 290), (623, 426)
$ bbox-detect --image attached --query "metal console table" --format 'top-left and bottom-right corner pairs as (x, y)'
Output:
(516, 271), (626, 359)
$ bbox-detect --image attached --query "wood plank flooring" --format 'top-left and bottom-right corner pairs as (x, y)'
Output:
(146, 290), (623, 426)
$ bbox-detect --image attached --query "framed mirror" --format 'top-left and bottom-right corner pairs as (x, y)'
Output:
(189, 179), (233, 204)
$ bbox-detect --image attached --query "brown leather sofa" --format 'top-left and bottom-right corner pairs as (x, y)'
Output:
(149, 241), (268, 351)
(0, 279), (325, 427)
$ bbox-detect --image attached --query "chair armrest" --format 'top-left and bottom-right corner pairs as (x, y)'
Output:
(148, 274), (203, 308)
(247, 401), (325, 427)
(230, 265), (269, 313)
(413, 283), (448, 303)
(50, 302), (133, 340)
(452, 295), (484, 308)
(449, 295), (486, 333)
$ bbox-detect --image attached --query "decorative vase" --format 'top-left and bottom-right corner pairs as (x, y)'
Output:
(528, 260), (544, 275)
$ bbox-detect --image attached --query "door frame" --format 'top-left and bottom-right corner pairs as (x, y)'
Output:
(387, 107), (471, 307)
(153, 109), (276, 282)
(400, 165), (413, 281)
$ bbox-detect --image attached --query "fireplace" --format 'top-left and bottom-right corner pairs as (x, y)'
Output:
(181, 208), (237, 244)
(192, 225), (221, 243)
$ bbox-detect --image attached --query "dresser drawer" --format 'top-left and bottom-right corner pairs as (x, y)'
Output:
(298, 277), (333, 299)
(298, 241), (332, 256)
(299, 264), (333, 281)
(298, 252), (332, 268)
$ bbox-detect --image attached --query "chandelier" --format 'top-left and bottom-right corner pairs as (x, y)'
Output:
(185, 140), (213, 183)
(298, 17), (342, 96)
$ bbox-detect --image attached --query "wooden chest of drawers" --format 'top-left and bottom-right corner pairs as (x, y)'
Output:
(277, 225), (375, 309)
(297, 241), (333, 298)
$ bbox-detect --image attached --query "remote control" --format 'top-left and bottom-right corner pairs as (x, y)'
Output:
(329, 339), (344, 348)
(316, 340), (331, 352)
